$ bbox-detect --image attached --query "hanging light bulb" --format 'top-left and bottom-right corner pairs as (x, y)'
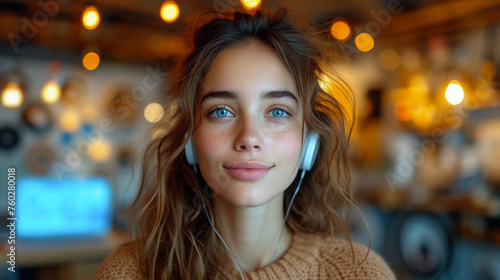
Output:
(82, 5), (100, 30)
(1, 81), (23, 109)
(41, 80), (61, 104)
(160, 1), (179, 23)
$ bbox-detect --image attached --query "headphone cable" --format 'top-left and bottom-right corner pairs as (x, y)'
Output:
(271, 169), (306, 262)
(203, 200), (245, 280)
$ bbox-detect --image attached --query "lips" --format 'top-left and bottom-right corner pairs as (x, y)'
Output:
(223, 161), (273, 181)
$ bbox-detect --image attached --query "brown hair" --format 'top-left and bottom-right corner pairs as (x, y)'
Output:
(129, 8), (356, 279)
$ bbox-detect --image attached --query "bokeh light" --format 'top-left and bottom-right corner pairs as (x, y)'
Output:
(82, 103), (98, 122)
(445, 80), (465, 105)
(409, 74), (429, 95)
(60, 110), (81, 133)
(241, 0), (261, 10)
(83, 52), (100, 71)
(355, 33), (375, 52)
(82, 5), (100, 30)
(394, 100), (414, 122)
(1, 83), (23, 108)
(89, 140), (111, 162)
(330, 20), (351, 41)
(41, 80), (61, 104)
(144, 103), (164, 123)
(379, 49), (400, 71)
(412, 103), (437, 129)
(160, 1), (179, 23)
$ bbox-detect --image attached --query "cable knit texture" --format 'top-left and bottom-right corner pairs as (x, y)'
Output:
(95, 232), (395, 279)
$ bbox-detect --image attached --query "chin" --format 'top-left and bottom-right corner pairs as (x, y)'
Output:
(212, 182), (284, 208)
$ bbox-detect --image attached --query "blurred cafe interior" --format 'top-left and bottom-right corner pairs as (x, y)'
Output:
(1, 0), (500, 279)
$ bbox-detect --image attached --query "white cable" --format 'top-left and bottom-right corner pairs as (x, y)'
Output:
(271, 169), (306, 262)
(203, 201), (245, 280)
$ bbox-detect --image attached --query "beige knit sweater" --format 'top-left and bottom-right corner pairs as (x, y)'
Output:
(95, 232), (395, 279)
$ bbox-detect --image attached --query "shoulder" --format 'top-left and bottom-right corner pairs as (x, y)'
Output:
(94, 242), (144, 280)
(294, 233), (396, 280)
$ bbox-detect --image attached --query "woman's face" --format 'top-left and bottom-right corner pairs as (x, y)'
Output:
(193, 42), (304, 207)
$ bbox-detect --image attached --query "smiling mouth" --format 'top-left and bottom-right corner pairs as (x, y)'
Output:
(223, 161), (273, 181)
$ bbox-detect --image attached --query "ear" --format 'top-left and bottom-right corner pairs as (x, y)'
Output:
(185, 137), (198, 165)
(299, 131), (319, 171)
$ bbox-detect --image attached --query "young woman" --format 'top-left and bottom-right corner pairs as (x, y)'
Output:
(96, 8), (395, 280)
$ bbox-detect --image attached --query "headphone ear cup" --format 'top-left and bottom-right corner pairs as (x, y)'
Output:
(185, 137), (198, 165)
(299, 131), (319, 171)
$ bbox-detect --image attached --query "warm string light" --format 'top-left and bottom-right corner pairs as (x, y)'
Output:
(82, 5), (100, 30)
(160, 1), (179, 23)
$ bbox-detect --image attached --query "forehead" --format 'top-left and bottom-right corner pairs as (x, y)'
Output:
(202, 42), (297, 96)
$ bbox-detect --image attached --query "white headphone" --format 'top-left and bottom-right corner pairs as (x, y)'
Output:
(185, 130), (319, 171)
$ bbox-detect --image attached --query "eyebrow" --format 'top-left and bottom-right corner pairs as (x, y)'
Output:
(262, 90), (298, 104)
(201, 90), (237, 103)
(201, 90), (298, 104)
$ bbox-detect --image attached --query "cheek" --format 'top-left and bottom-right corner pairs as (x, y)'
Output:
(195, 126), (230, 152)
(273, 132), (303, 164)
(193, 128), (229, 175)
(194, 130), (231, 193)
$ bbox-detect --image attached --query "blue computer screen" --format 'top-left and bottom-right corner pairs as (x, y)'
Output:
(17, 177), (112, 239)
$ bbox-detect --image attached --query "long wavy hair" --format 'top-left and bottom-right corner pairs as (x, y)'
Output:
(129, 7), (357, 280)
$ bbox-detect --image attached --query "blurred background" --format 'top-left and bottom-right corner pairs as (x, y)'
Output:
(1, 0), (500, 279)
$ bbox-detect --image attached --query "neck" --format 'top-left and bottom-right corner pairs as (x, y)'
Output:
(212, 194), (293, 271)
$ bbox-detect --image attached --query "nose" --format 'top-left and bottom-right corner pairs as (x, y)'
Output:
(234, 116), (263, 152)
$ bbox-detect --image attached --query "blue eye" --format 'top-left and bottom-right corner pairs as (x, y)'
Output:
(269, 109), (289, 118)
(209, 108), (233, 118)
